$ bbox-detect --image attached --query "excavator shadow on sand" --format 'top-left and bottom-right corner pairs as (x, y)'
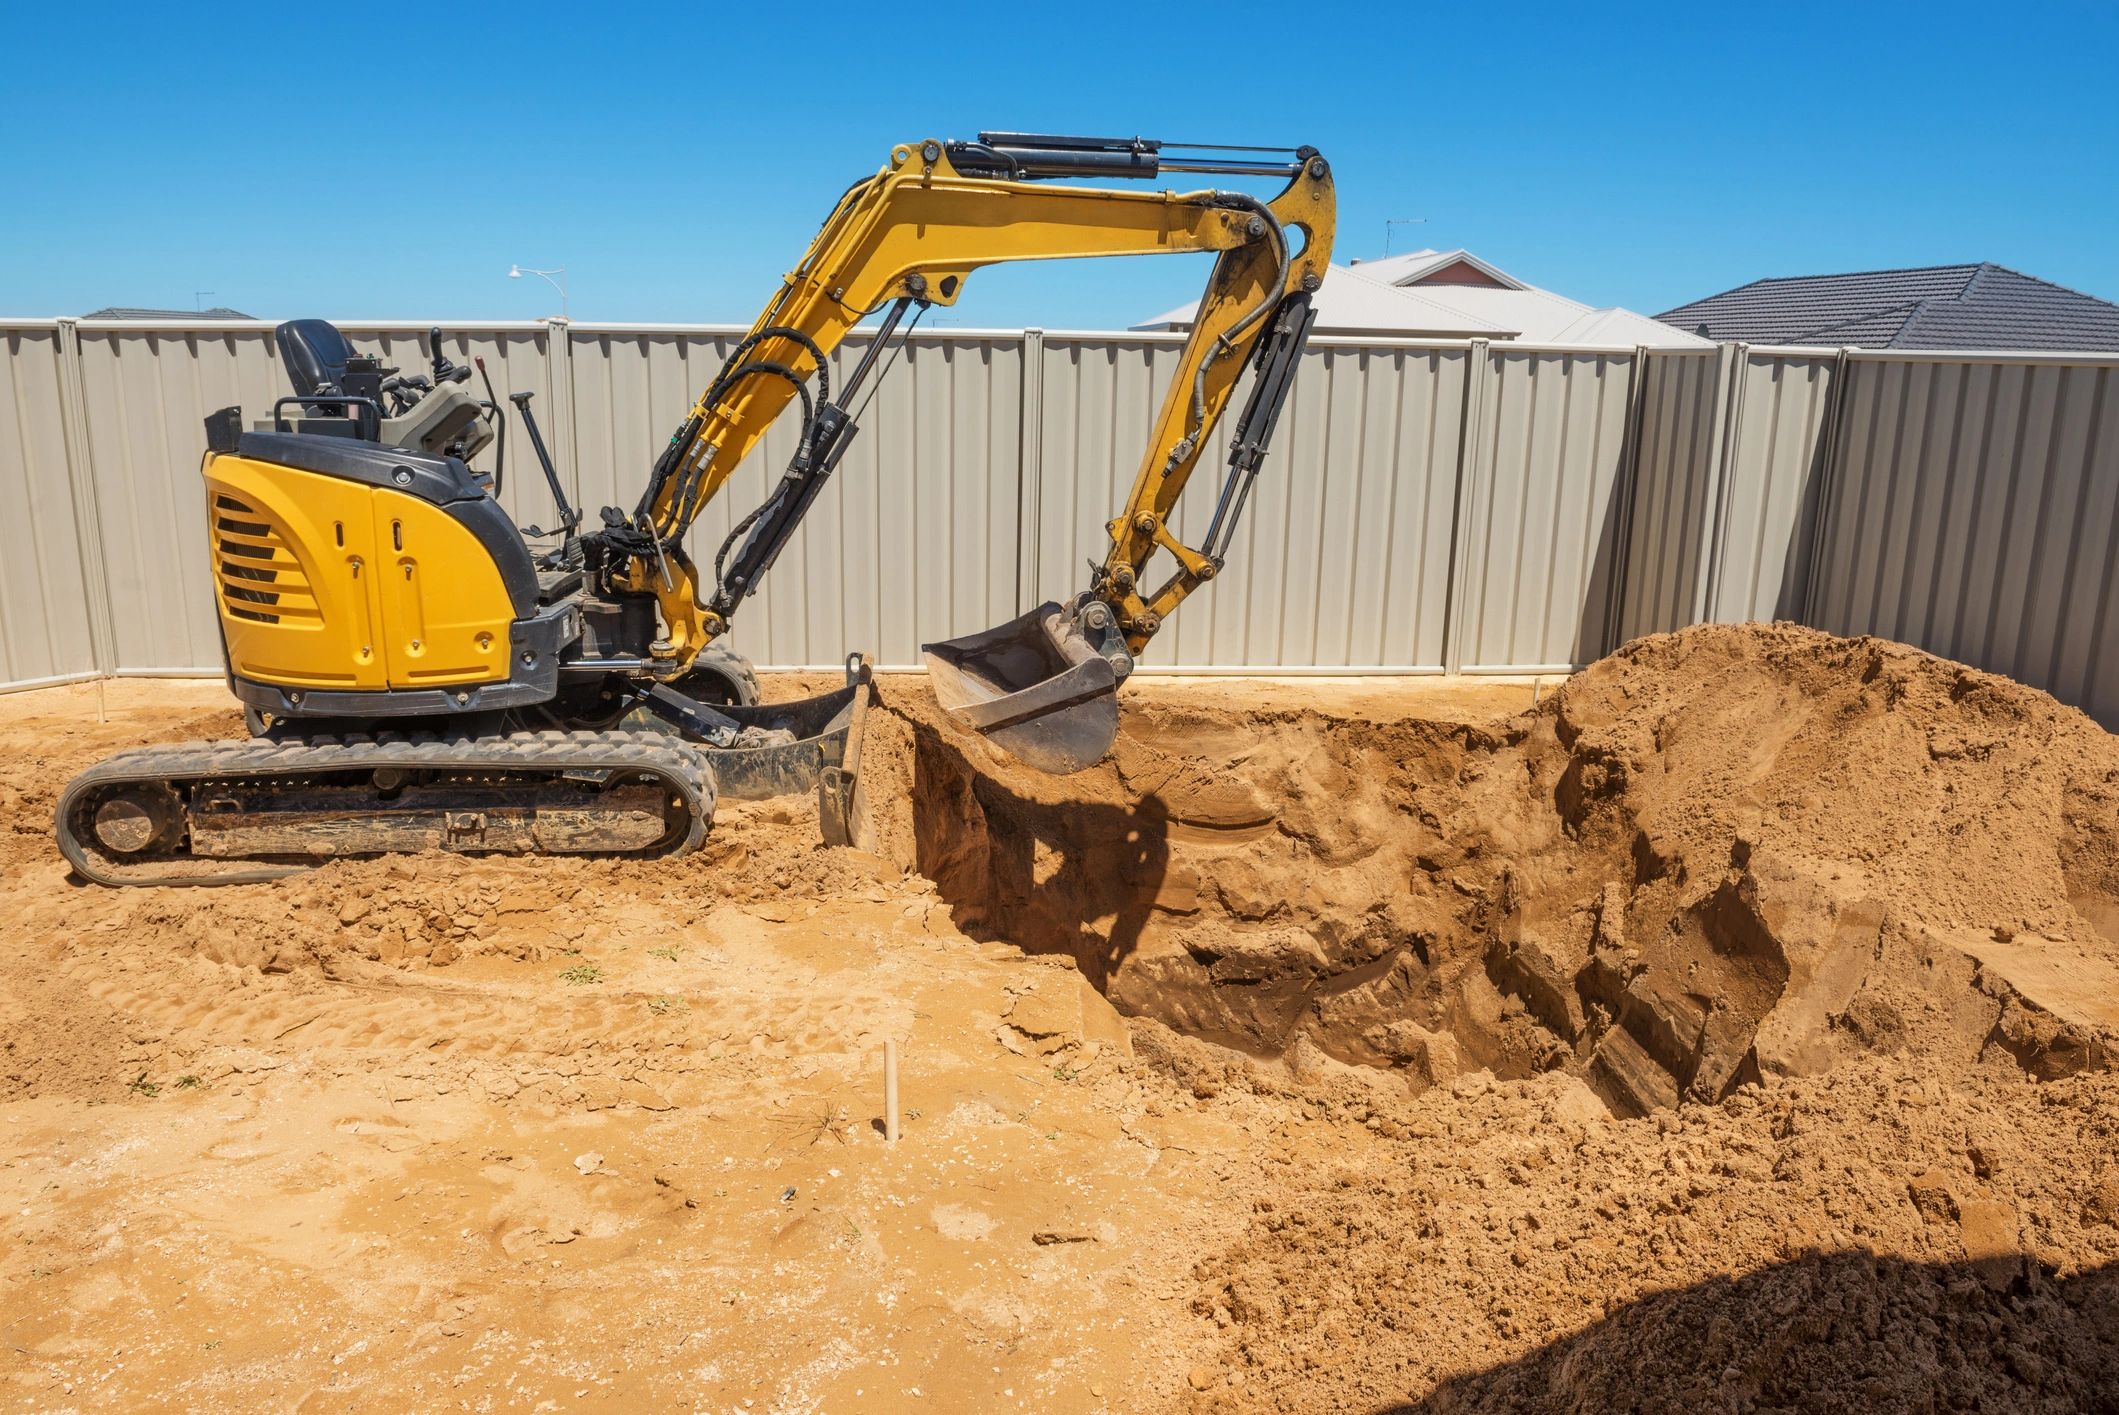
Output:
(55, 131), (1335, 885)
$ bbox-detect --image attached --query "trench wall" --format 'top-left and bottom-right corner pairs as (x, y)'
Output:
(0, 319), (2112, 727)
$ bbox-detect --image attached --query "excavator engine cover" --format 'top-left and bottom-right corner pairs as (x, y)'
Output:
(922, 602), (1119, 775)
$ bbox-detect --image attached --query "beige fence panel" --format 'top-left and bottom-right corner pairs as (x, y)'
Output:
(1293, 342), (1467, 671)
(68, 322), (565, 674)
(1453, 346), (1639, 672)
(8, 321), (2118, 732)
(0, 324), (99, 685)
(565, 326), (1024, 668)
(1809, 353), (2119, 728)
(72, 324), (283, 672)
(1027, 334), (1468, 671)
(1615, 348), (1722, 639)
(1704, 347), (1841, 624)
(1610, 347), (1729, 639)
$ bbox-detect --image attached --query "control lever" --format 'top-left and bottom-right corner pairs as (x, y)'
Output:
(427, 327), (471, 384)
(508, 390), (580, 532)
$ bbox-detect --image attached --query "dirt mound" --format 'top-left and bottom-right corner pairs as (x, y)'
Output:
(1187, 1056), (2119, 1414)
(868, 623), (2119, 1116)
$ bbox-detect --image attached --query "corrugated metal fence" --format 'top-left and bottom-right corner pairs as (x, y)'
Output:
(0, 318), (2112, 727)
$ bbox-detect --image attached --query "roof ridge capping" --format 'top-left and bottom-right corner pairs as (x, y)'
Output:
(1750, 262), (1983, 287)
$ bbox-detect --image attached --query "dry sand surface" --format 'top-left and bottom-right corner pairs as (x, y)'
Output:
(3, 623), (2117, 1413)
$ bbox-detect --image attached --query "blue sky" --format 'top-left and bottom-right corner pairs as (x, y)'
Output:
(5, 1), (2116, 328)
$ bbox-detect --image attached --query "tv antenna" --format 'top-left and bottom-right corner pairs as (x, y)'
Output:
(1384, 218), (1428, 257)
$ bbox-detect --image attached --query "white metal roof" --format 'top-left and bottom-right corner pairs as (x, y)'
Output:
(1137, 248), (1711, 349)
(1344, 248), (1529, 290)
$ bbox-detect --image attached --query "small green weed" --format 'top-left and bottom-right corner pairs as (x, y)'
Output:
(559, 963), (605, 985)
(174, 1075), (201, 1091)
(128, 1073), (160, 1098)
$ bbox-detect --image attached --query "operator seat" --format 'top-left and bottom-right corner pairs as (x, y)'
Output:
(275, 319), (356, 396)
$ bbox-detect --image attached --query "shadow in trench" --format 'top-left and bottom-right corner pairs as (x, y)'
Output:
(1364, 1252), (2119, 1415)
(904, 714), (1169, 995)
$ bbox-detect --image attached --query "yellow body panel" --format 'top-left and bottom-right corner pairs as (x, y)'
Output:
(205, 455), (515, 692)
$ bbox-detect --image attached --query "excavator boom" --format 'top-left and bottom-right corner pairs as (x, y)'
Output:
(616, 133), (1335, 768)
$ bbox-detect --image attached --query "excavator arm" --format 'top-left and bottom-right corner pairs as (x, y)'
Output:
(604, 133), (1334, 768)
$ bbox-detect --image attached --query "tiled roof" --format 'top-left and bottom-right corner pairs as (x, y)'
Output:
(1655, 265), (2119, 350)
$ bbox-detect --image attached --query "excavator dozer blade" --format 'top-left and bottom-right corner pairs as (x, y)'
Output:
(637, 656), (876, 850)
(922, 603), (1119, 775)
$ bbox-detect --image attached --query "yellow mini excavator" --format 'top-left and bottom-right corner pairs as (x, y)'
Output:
(56, 132), (1335, 885)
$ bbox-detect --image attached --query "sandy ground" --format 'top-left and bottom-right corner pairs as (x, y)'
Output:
(3, 628), (2118, 1413)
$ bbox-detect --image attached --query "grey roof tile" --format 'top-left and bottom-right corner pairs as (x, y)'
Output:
(1653, 264), (2119, 351)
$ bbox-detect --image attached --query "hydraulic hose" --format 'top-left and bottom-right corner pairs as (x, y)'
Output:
(671, 360), (816, 541)
(1170, 192), (1289, 469)
(637, 325), (833, 530)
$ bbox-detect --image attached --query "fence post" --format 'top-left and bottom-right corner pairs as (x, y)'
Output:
(1016, 328), (1045, 612)
(1600, 345), (1654, 655)
(1441, 339), (1493, 674)
(53, 318), (117, 677)
(1794, 346), (1856, 626)
(543, 318), (579, 512)
(1690, 341), (1746, 625)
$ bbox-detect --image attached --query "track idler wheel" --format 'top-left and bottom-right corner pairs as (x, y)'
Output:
(90, 784), (183, 855)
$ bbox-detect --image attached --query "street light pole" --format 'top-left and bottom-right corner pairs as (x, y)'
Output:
(508, 264), (569, 320)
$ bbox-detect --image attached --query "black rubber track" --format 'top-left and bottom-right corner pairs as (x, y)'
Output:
(55, 729), (715, 888)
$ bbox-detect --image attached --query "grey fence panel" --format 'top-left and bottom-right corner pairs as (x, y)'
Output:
(565, 327), (1023, 668)
(1616, 348), (1723, 639)
(1029, 336), (1466, 671)
(0, 326), (97, 685)
(1456, 348), (1639, 672)
(1810, 354), (2119, 728)
(1707, 349), (1841, 623)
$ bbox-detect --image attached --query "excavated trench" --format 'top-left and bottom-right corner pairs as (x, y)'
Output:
(865, 624), (2119, 1115)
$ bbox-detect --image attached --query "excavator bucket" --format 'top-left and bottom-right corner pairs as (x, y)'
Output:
(922, 603), (1120, 775)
